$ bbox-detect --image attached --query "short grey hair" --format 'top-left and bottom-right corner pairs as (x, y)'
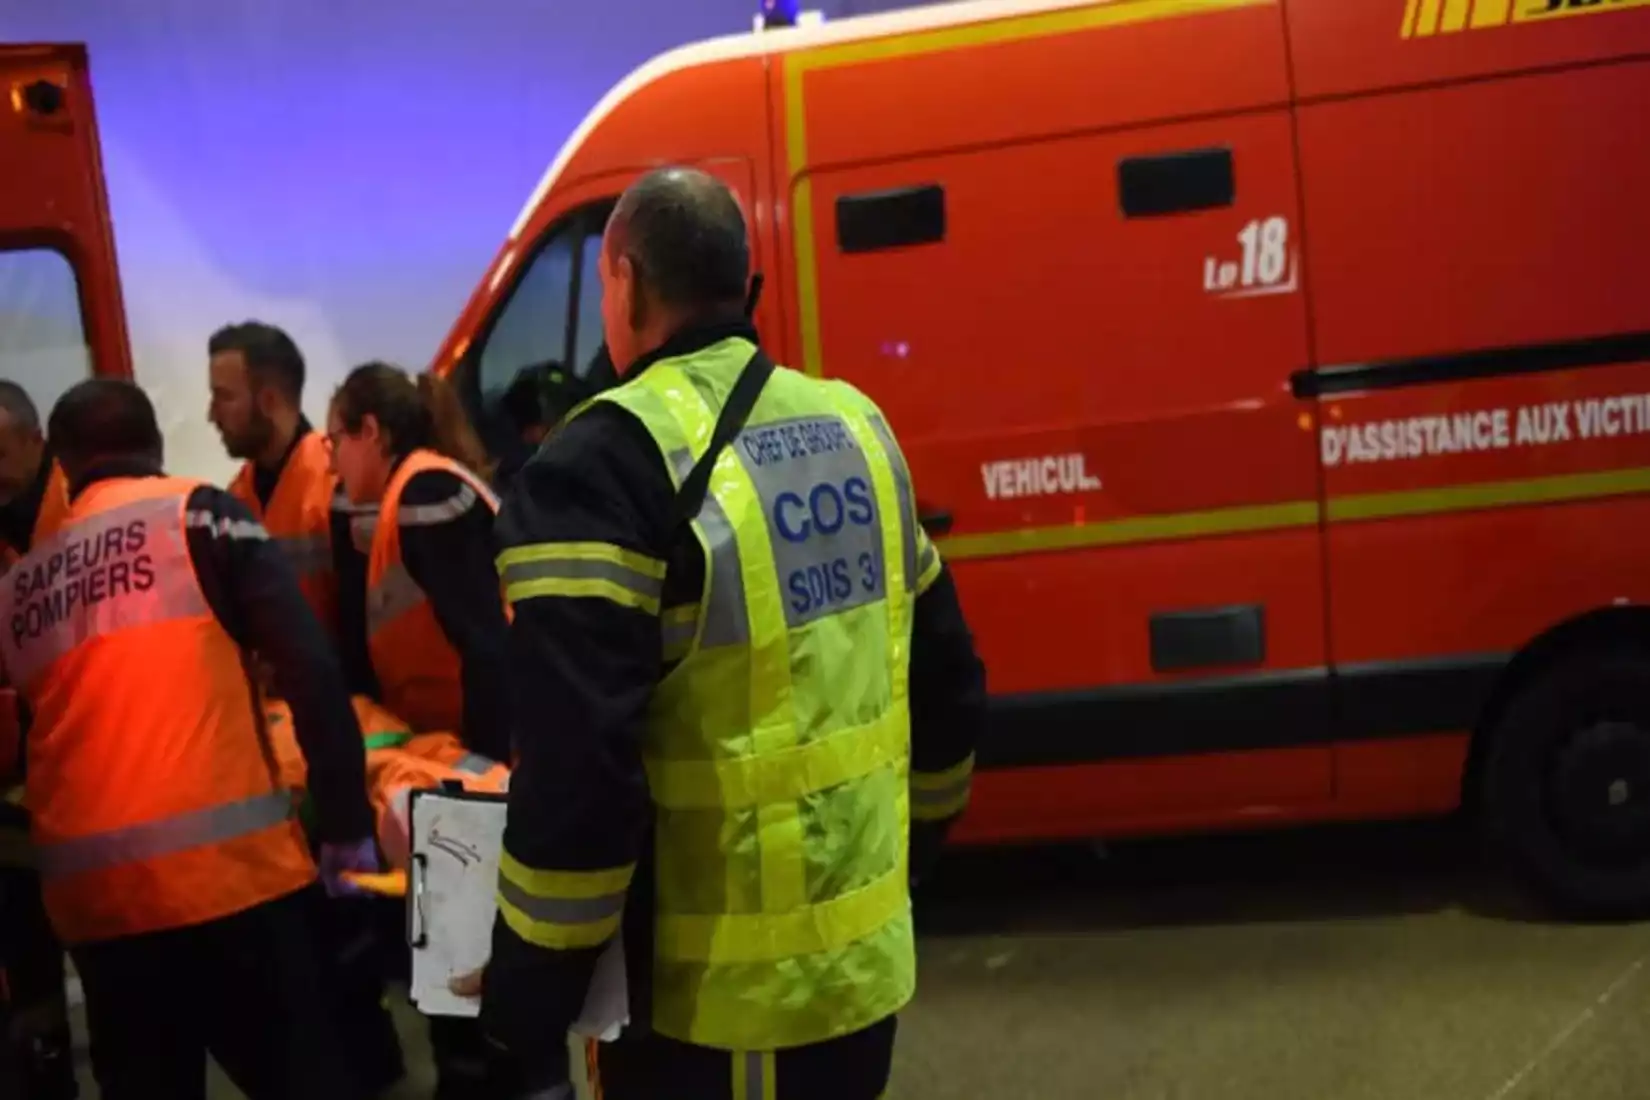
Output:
(606, 167), (750, 316)
(0, 380), (40, 432)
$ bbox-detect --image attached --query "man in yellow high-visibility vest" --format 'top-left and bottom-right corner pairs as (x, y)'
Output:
(465, 167), (989, 1099)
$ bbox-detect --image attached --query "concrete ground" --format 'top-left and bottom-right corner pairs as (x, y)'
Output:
(73, 819), (1650, 1099)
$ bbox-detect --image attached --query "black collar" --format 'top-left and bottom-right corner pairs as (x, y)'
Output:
(624, 319), (760, 383)
(252, 416), (314, 509)
(70, 458), (165, 501)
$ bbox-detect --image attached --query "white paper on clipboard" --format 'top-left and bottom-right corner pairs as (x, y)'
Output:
(406, 785), (629, 1039)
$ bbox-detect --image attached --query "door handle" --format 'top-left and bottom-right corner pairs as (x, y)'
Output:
(918, 508), (954, 536)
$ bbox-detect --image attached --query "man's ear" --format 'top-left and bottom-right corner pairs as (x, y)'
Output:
(624, 261), (650, 331)
(255, 384), (282, 418)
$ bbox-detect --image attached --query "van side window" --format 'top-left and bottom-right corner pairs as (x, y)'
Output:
(477, 225), (576, 404)
(466, 198), (617, 453)
(0, 248), (93, 415)
(571, 232), (606, 380)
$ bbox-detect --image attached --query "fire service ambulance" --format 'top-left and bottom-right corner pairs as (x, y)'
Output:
(429, 0), (1650, 915)
(8, 0), (1650, 915)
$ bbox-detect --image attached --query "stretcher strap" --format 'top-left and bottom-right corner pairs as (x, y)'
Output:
(364, 730), (412, 750)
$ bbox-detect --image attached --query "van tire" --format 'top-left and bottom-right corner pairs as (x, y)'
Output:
(1481, 647), (1650, 918)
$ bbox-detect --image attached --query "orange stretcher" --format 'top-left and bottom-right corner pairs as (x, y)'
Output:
(263, 694), (509, 875)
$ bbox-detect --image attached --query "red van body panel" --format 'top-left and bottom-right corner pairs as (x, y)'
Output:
(433, 0), (1650, 846)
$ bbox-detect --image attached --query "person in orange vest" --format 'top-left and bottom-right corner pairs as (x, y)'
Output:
(0, 380), (77, 1100)
(324, 363), (514, 1100)
(208, 321), (340, 635)
(325, 362), (512, 772)
(207, 322), (407, 1095)
(0, 378), (380, 1100)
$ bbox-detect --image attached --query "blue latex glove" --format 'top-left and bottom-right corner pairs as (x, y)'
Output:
(318, 836), (380, 897)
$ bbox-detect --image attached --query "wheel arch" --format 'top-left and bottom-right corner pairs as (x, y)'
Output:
(1461, 604), (1650, 810)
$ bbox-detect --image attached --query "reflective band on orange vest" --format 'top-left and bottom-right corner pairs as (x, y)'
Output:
(2, 495), (209, 687)
(333, 496), (380, 554)
(33, 790), (293, 879)
(399, 482), (495, 526)
(362, 482), (497, 628)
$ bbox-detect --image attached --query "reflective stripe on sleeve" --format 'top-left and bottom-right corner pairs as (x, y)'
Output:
(496, 851), (633, 950)
(34, 790), (295, 879)
(732, 1051), (777, 1100)
(398, 482), (496, 527)
(911, 752), (974, 822)
(184, 510), (268, 541)
(496, 543), (665, 615)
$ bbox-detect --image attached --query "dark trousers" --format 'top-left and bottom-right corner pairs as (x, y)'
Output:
(595, 1015), (897, 1100)
(69, 884), (359, 1100)
(311, 892), (406, 1095)
(0, 866), (76, 1100)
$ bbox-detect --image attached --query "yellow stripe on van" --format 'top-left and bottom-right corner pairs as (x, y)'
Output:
(932, 467), (1650, 562)
(938, 500), (1320, 562)
(1325, 465), (1650, 524)
(780, 0), (1275, 376)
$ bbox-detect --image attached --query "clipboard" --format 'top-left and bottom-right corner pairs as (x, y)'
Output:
(405, 781), (630, 1038)
(406, 782), (507, 1016)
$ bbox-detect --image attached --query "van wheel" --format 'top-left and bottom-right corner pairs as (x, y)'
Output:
(1482, 648), (1650, 918)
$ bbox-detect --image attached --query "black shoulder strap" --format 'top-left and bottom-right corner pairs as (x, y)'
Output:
(668, 347), (774, 533)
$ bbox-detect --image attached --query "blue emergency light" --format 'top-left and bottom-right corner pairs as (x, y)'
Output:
(761, 0), (800, 28)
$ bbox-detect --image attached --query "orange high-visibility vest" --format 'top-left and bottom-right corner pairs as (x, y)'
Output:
(0, 476), (315, 944)
(229, 431), (339, 636)
(364, 449), (504, 737)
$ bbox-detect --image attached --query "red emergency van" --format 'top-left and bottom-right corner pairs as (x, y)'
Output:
(0, 43), (131, 771)
(431, 0), (1650, 914)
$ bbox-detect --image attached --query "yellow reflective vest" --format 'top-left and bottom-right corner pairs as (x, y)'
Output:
(576, 335), (921, 1051)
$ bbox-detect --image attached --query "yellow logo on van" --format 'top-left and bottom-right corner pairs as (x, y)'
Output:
(1403, 0), (1650, 38)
